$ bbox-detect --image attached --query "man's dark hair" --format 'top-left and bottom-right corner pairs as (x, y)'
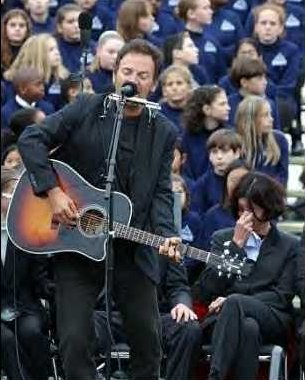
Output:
(230, 172), (286, 221)
(9, 107), (40, 137)
(114, 39), (163, 82)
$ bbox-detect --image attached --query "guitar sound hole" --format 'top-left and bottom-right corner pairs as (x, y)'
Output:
(79, 207), (106, 237)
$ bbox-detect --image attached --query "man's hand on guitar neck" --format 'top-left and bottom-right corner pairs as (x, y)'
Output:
(159, 237), (182, 263)
(47, 186), (79, 227)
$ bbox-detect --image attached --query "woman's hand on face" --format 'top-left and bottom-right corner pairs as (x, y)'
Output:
(232, 211), (253, 248)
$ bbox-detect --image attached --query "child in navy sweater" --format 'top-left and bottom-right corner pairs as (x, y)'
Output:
(88, 31), (124, 94)
(235, 95), (289, 185)
(162, 31), (210, 85)
(55, 4), (96, 73)
(172, 173), (204, 283)
(253, 3), (302, 132)
(1, 9), (32, 74)
(228, 56), (281, 129)
(219, 37), (277, 99)
(200, 159), (250, 249)
(191, 128), (242, 218)
(181, 85), (231, 187)
(177, 0), (227, 83)
(1, 67), (54, 130)
(160, 65), (193, 137)
(24, 0), (55, 34)
(75, 0), (114, 41)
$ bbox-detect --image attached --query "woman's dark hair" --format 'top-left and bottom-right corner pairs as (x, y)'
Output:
(182, 85), (224, 133)
(162, 32), (186, 67)
(222, 159), (251, 208)
(230, 171), (286, 221)
(9, 107), (39, 137)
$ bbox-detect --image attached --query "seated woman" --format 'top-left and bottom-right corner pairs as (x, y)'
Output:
(199, 171), (300, 380)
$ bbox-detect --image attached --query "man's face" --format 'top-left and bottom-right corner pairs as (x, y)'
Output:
(114, 52), (156, 99)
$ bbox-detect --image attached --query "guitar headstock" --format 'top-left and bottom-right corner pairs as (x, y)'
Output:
(213, 248), (252, 280)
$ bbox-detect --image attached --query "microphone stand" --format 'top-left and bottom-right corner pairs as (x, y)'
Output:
(80, 45), (88, 93)
(103, 95), (127, 380)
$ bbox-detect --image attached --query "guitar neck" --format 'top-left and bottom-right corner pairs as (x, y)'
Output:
(114, 222), (215, 265)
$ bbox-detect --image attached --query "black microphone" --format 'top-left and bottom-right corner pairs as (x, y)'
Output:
(78, 12), (92, 49)
(120, 82), (138, 97)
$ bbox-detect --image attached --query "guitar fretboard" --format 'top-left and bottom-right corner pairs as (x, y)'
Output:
(113, 221), (217, 266)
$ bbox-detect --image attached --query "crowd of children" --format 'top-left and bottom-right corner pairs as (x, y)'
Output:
(1, 0), (304, 378)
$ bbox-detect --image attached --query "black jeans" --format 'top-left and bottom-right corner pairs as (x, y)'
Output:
(94, 311), (202, 380)
(1, 314), (50, 380)
(201, 293), (288, 380)
(54, 250), (161, 380)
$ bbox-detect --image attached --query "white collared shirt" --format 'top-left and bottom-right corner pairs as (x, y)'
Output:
(15, 95), (36, 108)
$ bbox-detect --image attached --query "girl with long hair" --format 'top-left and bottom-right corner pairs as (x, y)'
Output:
(1, 9), (32, 74)
(3, 33), (69, 109)
(235, 95), (288, 185)
(181, 85), (230, 186)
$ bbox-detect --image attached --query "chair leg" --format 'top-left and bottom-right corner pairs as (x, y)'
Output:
(269, 345), (285, 380)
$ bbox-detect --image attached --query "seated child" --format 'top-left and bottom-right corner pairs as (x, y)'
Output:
(172, 173), (204, 284)
(1, 66), (54, 130)
(200, 159), (250, 250)
(191, 128), (242, 218)
(228, 56), (281, 129)
(160, 65), (193, 137)
(88, 31), (124, 94)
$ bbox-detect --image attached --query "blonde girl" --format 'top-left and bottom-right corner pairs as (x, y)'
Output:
(4, 33), (69, 109)
(235, 95), (288, 185)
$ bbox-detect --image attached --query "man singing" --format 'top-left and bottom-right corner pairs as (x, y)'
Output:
(18, 39), (181, 380)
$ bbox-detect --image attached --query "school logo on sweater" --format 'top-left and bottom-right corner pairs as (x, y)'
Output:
(48, 82), (61, 95)
(204, 41), (217, 53)
(168, 0), (179, 6)
(220, 20), (235, 31)
(232, 0), (248, 10)
(152, 21), (160, 32)
(271, 53), (287, 66)
(181, 225), (194, 243)
(286, 14), (301, 27)
(92, 16), (103, 30)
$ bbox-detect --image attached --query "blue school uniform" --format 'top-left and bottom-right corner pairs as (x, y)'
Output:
(88, 68), (113, 94)
(57, 37), (96, 74)
(31, 16), (55, 34)
(86, 3), (114, 41)
(228, 92), (281, 130)
(1, 97), (55, 130)
(190, 169), (224, 218)
(245, 3), (304, 53)
(189, 64), (211, 85)
(254, 130), (289, 185)
(224, 0), (252, 25)
(181, 125), (225, 187)
(187, 29), (227, 84)
(45, 79), (63, 111)
(219, 74), (277, 100)
(181, 209), (204, 268)
(200, 204), (235, 250)
(206, 8), (245, 63)
(160, 102), (183, 136)
(257, 39), (301, 102)
(151, 7), (184, 43)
